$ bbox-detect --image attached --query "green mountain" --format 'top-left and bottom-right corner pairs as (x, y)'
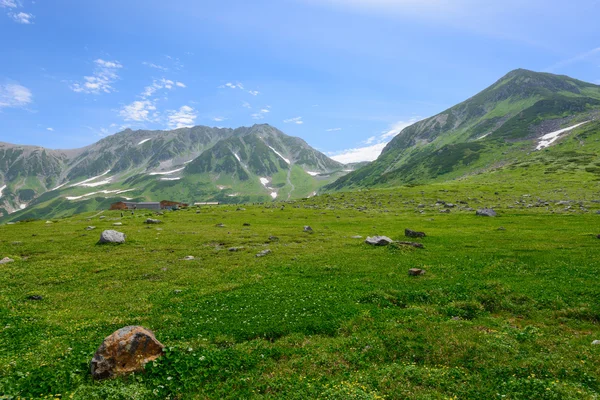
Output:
(0, 125), (351, 222)
(325, 69), (600, 190)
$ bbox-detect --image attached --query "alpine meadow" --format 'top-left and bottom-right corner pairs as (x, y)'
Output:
(1, 1), (600, 399)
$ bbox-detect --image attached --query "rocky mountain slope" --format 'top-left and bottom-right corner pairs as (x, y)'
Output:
(325, 69), (600, 190)
(0, 125), (350, 221)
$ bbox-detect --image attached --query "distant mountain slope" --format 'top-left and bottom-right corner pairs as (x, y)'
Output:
(325, 69), (600, 190)
(0, 124), (350, 222)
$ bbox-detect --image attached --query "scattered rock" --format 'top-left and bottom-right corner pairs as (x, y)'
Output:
(596, 234), (600, 239)
(90, 326), (164, 380)
(27, 295), (43, 301)
(85, 226), (96, 231)
(439, 209), (450, 214)
(365, 236), (394, 246)
(181, 256), (195, 261)
(592, 340), (600, 345)
(351, 235), (363, 239)
(11, 241), (21, 245)
(216, 223), (225, 228)
(498, 226), (506, 231)
(99, 216), (106, 219)
(256, 249), (272, 257)
(145, 219), (162, 224)
(268, 236), (279, 241)
(0, 257), (14, 264)
(228, 247), (244, 252)
(98, 230), (126, 244)
(303, 226), (313, 233)
(112, 222), (123, 226)
(174, 290), (182, 294)
(476, 208), (497, 217)
(408, 268), (426, 276)
(451, 316), (461, 321)
(243, 223), (251, 226)
(397, 241), (424, 249)
(405, 229), (426, 238)
(45, 221), (53, 224)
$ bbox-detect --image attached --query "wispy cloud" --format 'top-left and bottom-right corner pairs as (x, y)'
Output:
(46, 127), (54, 131)
(329, 117), (421, 163)
(248, 90), (260, 96)
(546, 47), (600, 72)
(212, 116), (226, 122)
(71, 59), (123, 94)
(168, 105), (197, 129)
(142, 61), (168, 72)
(220, 82), (245, 90)
(119, 100), (157, 122)
(242, 101), (252, 109)
(0, 83), (33, 108)
(284, 116), (304, 124)
(10, 11), (33, 24)
(326, 128), (342, 132)
(251, 106), (271, 120)
(0, 0), (17, 8)
(175, 81), (186, 88)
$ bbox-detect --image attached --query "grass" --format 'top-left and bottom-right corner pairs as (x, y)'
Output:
(0, 182), (599, 399)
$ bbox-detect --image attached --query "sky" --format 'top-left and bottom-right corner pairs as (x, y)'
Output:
(1, 0), (599, 163)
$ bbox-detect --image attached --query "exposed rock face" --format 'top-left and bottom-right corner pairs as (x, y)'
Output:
(476, 208), (497, 217)
(405, 229), (426, 238)
(145, 218), (162, 224)
(365, 236), (394, 246)
(98, 230), (126, 244)
(90, 326), (164, 380)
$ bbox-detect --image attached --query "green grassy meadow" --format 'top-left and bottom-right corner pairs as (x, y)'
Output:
(0, 182), (599, 399)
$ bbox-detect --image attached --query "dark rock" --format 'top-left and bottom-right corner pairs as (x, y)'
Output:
(397, 241), (424, 249)
(303, 226), (313, 233)
(243, 223), (251, 226)
(476, 208), (497, 217)
(365, 236), (394, 246)
(90, 326), (164, 380)
(145, 219), (162, 224)
(408, 268), (426, 276)
(405, 229), (426, 238)
(439, 209), (450, 214)
(27, 295), (43, 301)
(228, 247), (244, 252)
(216, 223), (225, 228)
(98, 230), (126, 244)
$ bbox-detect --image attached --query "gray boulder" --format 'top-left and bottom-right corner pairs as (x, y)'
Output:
(303, 226), (313, 233)
(98, 230), (126, 244)
(476, 208), (497, 217)
(256, 249), (272, 257)
(0, 257), (14, 265)
(145, 218), (162, 224)
(365, 236), (394, 246)
(405, 229), (426, 238)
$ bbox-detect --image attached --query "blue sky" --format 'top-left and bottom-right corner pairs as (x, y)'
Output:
(1, 0), (599, 163)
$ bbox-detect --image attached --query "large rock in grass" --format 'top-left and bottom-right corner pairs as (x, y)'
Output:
(0, 257), (14, 265)
(98, 230), (126, 244)
(365, 236), (394, 246)
(145, 218), (162, 224)
(405, 229), (426, 238)
(476, 208), (497, 217)
(90, 326), (164, 380)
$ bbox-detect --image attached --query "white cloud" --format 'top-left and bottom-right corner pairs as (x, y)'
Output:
(251, 105), (271, 120)
(168, 105), (197, 129)
(330, 143), (388, 164)
(46, 127), (54, 131)
(0, 83), (32, 108)
(248, 90), (260, 96)
(284, 116), (304, 124)
(329, 117), (421, 163)
(213, 116), (226, 122)
(142, 61), (168, 71)
(10, 11), (33, 24)
(0, 0), (17, 8)
(141, 78), (177, 98)
(119, 100), (157, 122)
(71, 59), (122, 94)
(220, 82), (244, 90)
(242, 101), (252, 109)
(175, 81), (186, 88)
(326, 128), (342, 132)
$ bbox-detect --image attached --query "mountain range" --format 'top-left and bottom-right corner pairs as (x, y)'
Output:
(2, 68), (600, 222)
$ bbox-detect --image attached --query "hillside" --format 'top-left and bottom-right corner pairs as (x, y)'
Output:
(0, 125), (351, 222)
(325, 69), (600, 190)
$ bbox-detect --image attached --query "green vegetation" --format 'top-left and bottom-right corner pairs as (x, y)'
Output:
(1, 179), (599, 399)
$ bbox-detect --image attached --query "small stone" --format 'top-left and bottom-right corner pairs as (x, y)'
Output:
(498, 226), (506, 231)
(228, 247), (244, 252)
(27, 295), (43, 301)
(45, 221), (53, 224)
(216, 223), (225, 228)
(0, 257), (14, 264)
(11, 241), (22, 245)
(181, 256), (195, 261)
(451, 316), (461, 321)
(365, 236), (394, 246)
(113, 222), (123, 226)
(243, 223), (251, 226)
(145, 218), (162, 224)
(98, 230), (126, 244)
(351, 235), (363, 239)
(405, 229), (426, 238)
(397, 241), (424, 249)
(476, 208), (497, 217)
(303, 226), (313, 233)
(256, 249), (272, 257)
(99, 216), (106, 219)
(268, 236), (279, 241)
(439, 209), (450, 213)
(408, 268), (426, 276)
(85, 226), (96, 231)
(592, 340), (600, 345)
(174, 290), (182, 294)
(90, 326), (164, 380)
